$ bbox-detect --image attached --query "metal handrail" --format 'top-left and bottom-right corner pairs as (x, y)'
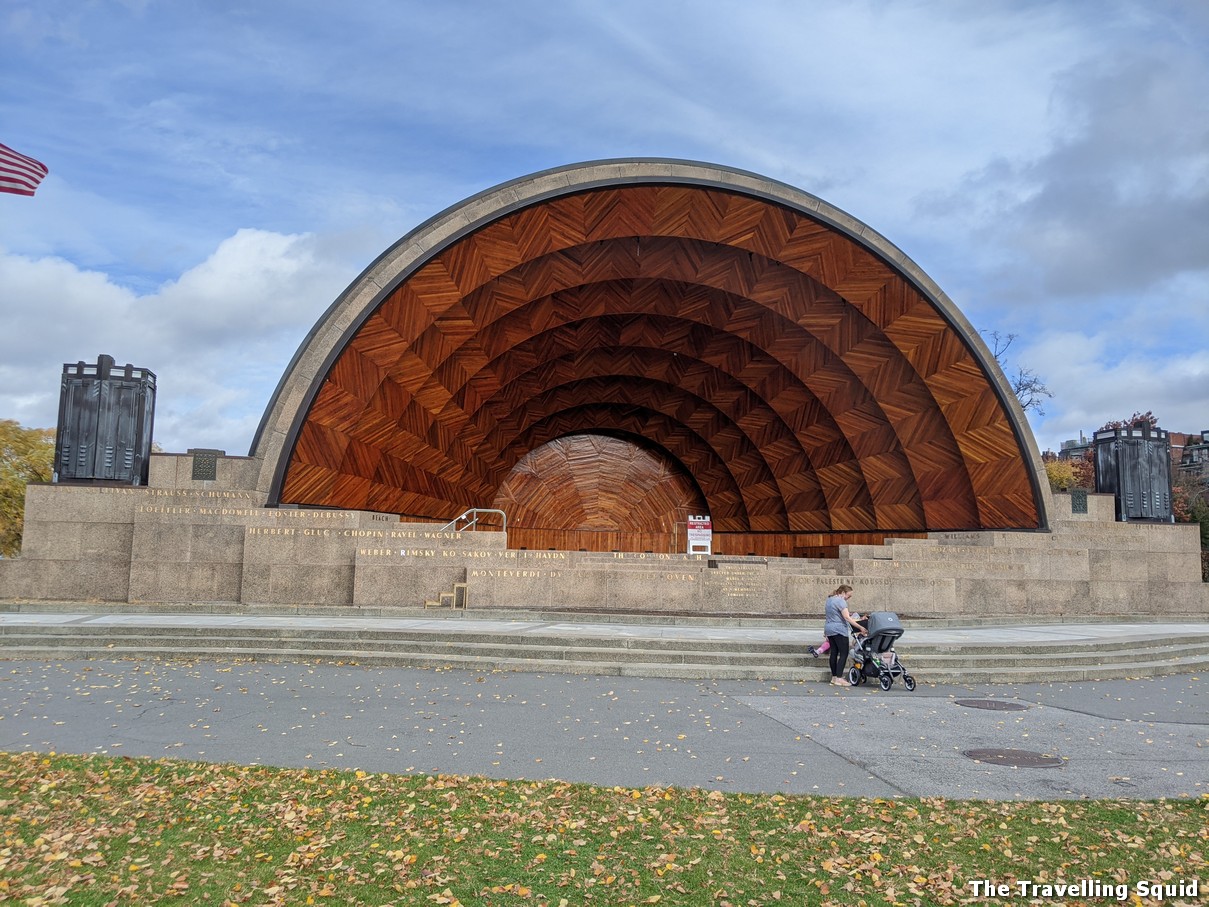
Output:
(440, 508), (507, 533)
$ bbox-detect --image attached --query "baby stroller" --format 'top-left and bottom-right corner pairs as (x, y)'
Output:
(848, 611), (916, 691)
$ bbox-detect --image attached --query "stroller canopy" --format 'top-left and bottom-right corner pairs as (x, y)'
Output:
(864, 612), (904, 652)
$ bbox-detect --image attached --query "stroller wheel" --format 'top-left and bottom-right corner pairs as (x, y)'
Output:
(848, 666), (861, 686)
(878, 673), (893, 692)
(903, 675), (917, 692)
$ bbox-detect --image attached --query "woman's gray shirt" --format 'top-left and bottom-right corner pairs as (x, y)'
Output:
(823, 594), (851, 637)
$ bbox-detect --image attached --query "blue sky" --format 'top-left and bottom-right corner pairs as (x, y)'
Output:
(2, 0), (1207, 456)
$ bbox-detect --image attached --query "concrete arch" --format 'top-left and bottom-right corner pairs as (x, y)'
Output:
(251, 159), (1052, 549)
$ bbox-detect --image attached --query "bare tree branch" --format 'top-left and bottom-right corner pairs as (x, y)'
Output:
(981, 330), (1053, 415)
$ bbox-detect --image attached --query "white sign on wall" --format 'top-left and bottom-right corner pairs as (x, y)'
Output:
(686, 514), (712, 555)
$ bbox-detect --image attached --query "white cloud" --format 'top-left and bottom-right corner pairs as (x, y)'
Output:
(1020, 329), (1209, 452)
(921, 21), (1209, 300)
(0, 228), (360, 453)
(153, 229), (336, 340)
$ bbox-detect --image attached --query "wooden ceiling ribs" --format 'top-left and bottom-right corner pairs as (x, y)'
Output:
(274, 168), (1043, 546)
(492, 433), (708, 534)
(443, 314), (836, 523)
(414, 270), (899, 516)
(499, 407), (747, 528)
(483, 379), (786, 530)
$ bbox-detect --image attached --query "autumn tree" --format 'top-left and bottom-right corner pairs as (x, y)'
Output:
(1098, 411), (1159, 432)
(1044, 459), (1076, 491)
(0, 421), (55, 557)
(1172, 471), (1206, 524)
(1045, 453), (1094, 491)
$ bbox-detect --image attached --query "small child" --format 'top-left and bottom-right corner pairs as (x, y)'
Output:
(807, 612), (866, 657)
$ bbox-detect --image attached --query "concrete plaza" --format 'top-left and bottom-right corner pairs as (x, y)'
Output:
(0, 617), (1204, 801)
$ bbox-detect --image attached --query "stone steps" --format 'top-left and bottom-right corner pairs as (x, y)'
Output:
(1, 623), (1207, 683)
(0, 624), (811, 654)
(0, 642), (1204, 684)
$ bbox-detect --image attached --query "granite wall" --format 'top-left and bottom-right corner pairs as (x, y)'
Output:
(2, 454), (1206, 618)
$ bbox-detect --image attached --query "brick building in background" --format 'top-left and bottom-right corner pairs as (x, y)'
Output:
(1179, 430), (1209, 479)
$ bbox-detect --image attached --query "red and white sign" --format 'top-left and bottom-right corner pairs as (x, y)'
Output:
(686, 514), (712, 555)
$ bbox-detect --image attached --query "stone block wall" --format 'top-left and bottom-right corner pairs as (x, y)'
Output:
(148, 452), (262, 492)
(3, 484), (143, 601)
(1, 458), (1206, 619)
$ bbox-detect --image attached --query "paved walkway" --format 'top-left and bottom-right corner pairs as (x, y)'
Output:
(0, 610), (1205, 801)
(3, 608), (1208, 647)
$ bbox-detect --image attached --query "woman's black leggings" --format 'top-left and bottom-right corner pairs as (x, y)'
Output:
(827, 634), (850, 678)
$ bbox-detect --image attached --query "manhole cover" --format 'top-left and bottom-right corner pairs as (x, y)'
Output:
(954, 699), (1029, 712)
(962, 748), (1064, 768)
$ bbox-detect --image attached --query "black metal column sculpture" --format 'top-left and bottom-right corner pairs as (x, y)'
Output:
(1093, 422), (1173, 522)
(54, 354), (157, 485)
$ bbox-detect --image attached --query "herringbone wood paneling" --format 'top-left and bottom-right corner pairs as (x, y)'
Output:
(280, 183), (1040, 549)
(492, 433), (705, 534)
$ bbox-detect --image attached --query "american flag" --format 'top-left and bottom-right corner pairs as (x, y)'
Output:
(0, 142), (49, 196)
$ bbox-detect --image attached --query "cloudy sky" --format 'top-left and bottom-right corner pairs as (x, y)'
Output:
(2, 0), (1207, 457)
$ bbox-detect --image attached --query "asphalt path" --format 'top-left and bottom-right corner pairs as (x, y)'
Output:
(1, 655), (1204, 801)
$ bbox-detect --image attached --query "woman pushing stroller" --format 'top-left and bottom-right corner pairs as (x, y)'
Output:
(807, 612), (867, 659)
(822, 584), (867, 687)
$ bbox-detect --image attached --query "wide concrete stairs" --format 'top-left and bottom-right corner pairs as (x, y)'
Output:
(2, 608), (1208, 684)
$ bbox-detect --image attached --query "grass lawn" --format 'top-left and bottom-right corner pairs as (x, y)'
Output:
(0, 751), (1204, 906)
